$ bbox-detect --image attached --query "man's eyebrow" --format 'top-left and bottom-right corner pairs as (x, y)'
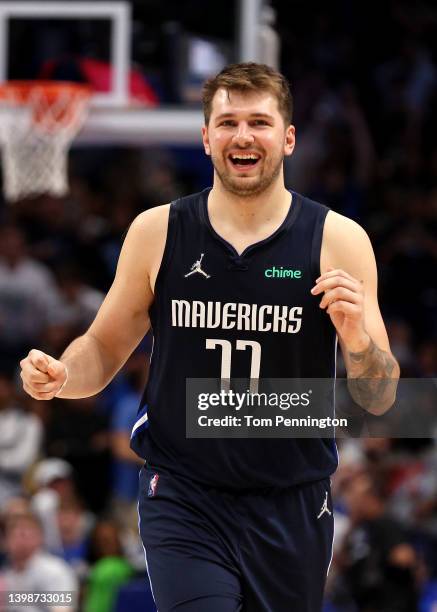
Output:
(214, 112), (275, 121)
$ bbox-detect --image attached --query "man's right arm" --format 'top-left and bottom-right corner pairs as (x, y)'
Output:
(20, 205), (170, 400)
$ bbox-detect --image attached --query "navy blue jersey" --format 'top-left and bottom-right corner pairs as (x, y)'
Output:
(131, 188), (338, 489)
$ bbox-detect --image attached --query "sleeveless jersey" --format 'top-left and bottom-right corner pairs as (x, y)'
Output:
(131, 188), (338, 489)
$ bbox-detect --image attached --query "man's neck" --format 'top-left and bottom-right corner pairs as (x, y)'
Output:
(208, 176), (291, 232)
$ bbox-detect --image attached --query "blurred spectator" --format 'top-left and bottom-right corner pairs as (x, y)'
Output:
(0, 513), (78, 611)
(31, 458), (80, 554)
(1, 496), (31, 520)
(44, 398), (111, 514)
(386, 443), (437, 537)
(0, 372), (42, 507)
(108, 351), (150, 571)
(57, 498), (94, 580)
(331, 471), (419, 611)
(416, 342), (437, 378)
(52, 262), (105, 331)
(285, 84), (375, 219)
(385, 320), (415, 375)
(20, 196), (78, 270)
(83, 519), (134, 612)
(0, 224), (61, 370)
(140, 149), (186, 206)
(0, 496), (31, 568)
(307, 86), (375, 221)
(111, 352), (149, 514)
(374, 39), (436, 143)
(96, 201), (138, 279)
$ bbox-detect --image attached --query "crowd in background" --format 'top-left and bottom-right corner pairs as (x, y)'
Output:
(0, 1), (436, 611)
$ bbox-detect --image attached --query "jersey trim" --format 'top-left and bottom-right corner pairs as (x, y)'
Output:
(199, 188), (303, 259)
(310, 201), (330, 278)
(131, 404), (149, 439)
(153, 202), (179, 297)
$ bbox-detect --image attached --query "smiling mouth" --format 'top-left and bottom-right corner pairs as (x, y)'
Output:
(228, 153), (261, 169)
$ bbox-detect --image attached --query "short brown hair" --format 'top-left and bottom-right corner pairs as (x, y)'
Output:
(202, 62), (293, 126)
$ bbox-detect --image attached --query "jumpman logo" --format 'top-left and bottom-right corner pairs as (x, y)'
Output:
(184, 253), (211, 279)
(317, 491), (332, 519)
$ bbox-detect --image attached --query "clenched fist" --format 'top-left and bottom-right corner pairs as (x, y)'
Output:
(311, 267), (370, 352)
(20, 349), (68, 401)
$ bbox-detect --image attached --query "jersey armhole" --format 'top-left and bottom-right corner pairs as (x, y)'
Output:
(152, 201), (178, 295)
(310, 205), (330, 278)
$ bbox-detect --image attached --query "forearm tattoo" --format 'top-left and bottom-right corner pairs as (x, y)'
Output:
(347, 338), (398, 412)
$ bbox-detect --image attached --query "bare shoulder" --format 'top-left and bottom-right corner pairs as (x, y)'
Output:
(124, 204), (170, 261)
(123, 204), (170, 292)
(324, 209), (370, 245)
(321, 210), (376, 278)
(129, 204), (171, 237)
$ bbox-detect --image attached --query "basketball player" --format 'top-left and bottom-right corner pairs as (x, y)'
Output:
(20, 63), (400, 611)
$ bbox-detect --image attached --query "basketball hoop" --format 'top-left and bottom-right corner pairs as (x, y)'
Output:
(0, 81), (91, 202)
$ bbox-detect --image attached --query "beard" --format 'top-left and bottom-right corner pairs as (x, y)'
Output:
(211, 150), (284, 197)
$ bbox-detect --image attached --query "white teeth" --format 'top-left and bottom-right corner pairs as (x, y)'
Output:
(230, 154), (259, 160)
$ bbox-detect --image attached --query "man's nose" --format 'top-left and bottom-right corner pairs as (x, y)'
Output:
(232, 122), (254, 146)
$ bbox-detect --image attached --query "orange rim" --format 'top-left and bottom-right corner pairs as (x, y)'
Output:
(0, 80), (91, 104)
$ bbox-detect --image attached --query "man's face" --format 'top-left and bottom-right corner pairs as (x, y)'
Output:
(5, 520), (42, 564)
(202, 88), (295, 197)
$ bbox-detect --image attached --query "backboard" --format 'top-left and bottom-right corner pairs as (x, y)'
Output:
(0, 0), (270, 145)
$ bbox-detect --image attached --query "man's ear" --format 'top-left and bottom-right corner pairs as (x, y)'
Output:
(202, 126), (211, 156)
(284, 124), (296, 157)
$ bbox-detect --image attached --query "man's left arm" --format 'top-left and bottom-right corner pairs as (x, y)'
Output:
(312, 211), (400, 415)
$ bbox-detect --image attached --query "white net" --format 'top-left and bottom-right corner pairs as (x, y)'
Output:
(0, 83), (90, 202)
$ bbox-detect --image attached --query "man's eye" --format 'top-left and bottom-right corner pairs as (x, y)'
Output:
(252, 120), (268, 126)
(220, 121), (235, 127)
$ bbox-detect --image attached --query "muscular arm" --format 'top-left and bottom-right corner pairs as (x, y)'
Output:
(20, 205), (169, 400)
(318, 212), (400, 415)
(346, 336), (398, 415)
(56, 332), (133, 399)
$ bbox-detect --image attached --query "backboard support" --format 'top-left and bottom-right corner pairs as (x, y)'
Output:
(0, 1), (131, 107)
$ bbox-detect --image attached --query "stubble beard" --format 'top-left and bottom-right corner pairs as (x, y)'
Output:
(211, 152), (284, 197)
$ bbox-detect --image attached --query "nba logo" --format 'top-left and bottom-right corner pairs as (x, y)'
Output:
(148, 473), (159, 497)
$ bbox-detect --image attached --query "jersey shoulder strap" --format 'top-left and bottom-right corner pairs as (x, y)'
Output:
(154, 190), (204, 292)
